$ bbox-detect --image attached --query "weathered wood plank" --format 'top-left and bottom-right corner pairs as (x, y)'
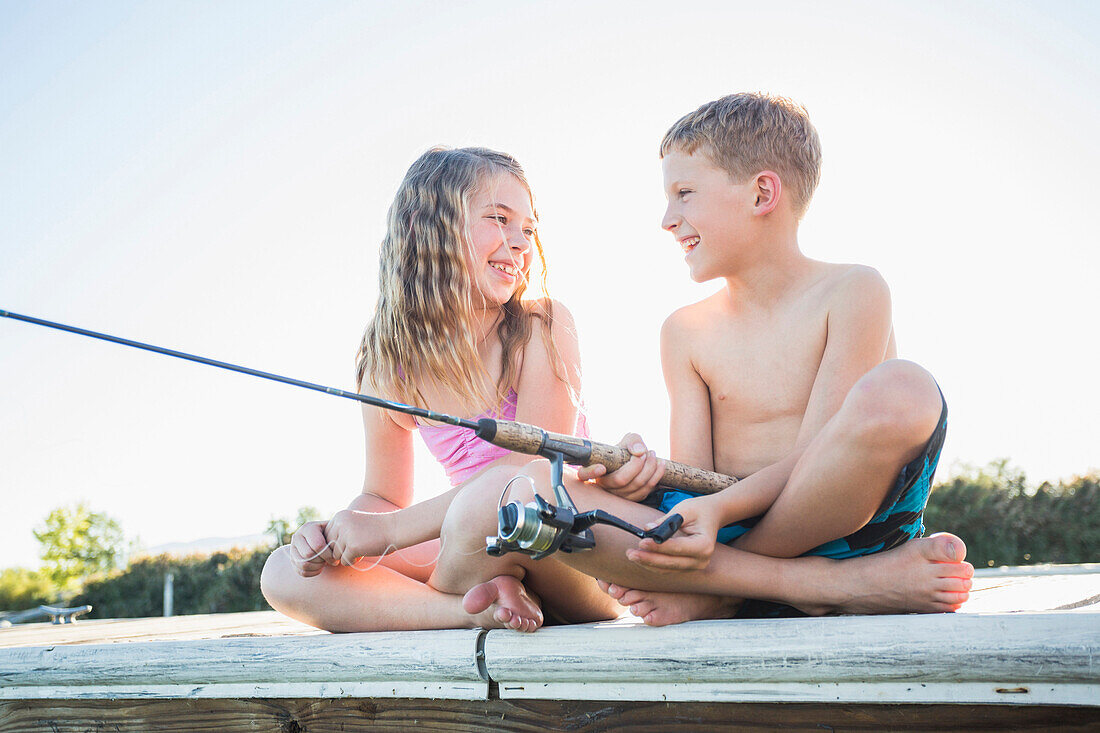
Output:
(0, 610), (319, 648)
(962, 574), (1100, 613)
(0, 629), (488, 700)
(2, 572), (1098, 707)
(2, 697), (1098, 732)
(484, 611), (1100, 704)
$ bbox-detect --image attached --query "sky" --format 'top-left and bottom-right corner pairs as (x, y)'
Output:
(1, 1), (1097, 569)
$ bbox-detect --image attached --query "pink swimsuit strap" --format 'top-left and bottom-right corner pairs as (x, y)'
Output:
(418, 388), (589, 486)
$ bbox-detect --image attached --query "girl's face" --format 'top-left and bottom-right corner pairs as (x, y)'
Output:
(467, 174), (536, 307)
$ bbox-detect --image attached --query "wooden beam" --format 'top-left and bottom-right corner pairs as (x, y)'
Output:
(483, 611), (1100, 705)
(2, 697), (1098, 732)
(0, 629), (487, 701)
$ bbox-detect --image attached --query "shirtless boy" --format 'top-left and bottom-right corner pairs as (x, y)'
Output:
(330, 92), (974, 629)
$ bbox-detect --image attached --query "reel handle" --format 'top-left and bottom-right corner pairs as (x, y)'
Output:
(643, 513), (683, 543)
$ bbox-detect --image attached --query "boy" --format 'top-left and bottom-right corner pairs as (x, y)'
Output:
(331, 93), (974, 629)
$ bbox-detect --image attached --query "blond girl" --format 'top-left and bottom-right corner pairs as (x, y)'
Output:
(260, 147), (613, 631)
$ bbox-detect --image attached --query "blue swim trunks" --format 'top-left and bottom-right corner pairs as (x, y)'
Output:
(644, 390), (948, 617)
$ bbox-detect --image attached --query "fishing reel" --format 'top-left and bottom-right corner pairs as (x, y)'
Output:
(485, 449), (683, 559)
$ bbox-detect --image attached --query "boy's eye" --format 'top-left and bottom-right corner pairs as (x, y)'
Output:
(678, 189), (692, 199)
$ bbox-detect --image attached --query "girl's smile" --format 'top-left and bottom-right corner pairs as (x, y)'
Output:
(469, 174), (536, 305)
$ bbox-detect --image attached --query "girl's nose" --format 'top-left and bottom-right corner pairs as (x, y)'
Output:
(507, 228), (533, 252)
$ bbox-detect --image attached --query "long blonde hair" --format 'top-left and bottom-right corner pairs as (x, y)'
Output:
(356, 146), (568, 415)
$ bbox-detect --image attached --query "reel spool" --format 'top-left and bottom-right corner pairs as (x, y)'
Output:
(485, 450), (683, 560)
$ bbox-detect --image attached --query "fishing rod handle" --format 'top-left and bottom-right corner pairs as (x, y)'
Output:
(481, 419), (738, 495)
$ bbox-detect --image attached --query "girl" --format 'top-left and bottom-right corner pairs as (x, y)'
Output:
(260, 147), (612, 632)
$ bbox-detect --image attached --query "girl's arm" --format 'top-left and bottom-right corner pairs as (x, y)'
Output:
(513, 299), (584, 436)
(289, 402), (422, 574)
(356, 401), (417, 509)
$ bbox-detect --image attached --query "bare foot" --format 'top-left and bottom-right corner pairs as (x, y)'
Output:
(463, 575), (544, 632)
(789, 533), (974, 616)
(597, 579), (740, 626)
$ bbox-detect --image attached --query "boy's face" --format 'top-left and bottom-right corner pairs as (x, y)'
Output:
(661, 149), (756, 282)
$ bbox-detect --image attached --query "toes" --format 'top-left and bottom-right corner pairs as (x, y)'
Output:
(922, 533), (967, 564)
(596, 579), (611, 593)
(617, 590), (645, 607)
(629, 600), (655, 619)
(937, 577), (971, 593)
(936, 590), (970, 605)
(605, 584), (626, 600)
(642, 609), (675, 627)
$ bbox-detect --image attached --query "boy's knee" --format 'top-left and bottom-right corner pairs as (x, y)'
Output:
(844, 360), (942, 448)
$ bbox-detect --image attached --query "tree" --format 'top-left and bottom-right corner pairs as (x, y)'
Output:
(33, 503), (127, 592)
(265, 506), (321, 547)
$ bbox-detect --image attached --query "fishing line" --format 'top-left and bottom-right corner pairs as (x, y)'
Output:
(296, 534), (491, 574)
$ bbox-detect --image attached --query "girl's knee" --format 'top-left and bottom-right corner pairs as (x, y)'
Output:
(259, 545), (296, 604)
(445, 469), (519, 540)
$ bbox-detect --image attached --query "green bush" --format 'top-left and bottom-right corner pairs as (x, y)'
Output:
(924, 462), (1099, 567)
(71, 546), (274, 619)
(0, 568), (59, 611)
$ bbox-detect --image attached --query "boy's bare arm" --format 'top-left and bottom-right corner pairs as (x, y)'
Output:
(574, 306), (716, 498)
(632, 267), (897, 570)
(790, 267), (894, 449)
(663, 307), (716, 471)
(711, 267), (893, 522)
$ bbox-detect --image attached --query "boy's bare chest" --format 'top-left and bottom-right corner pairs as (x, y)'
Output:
(693, 309), (828, 422)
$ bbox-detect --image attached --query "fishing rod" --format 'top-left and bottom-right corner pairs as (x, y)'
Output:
(2, 309), (739, 558)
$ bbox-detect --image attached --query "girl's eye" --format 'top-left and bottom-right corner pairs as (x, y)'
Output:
(678, 189), (692, 199)
(523, 228), (536, 238)
(487, 214), (507, 224)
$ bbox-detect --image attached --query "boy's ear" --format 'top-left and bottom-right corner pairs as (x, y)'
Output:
(752, 171), (782, 216)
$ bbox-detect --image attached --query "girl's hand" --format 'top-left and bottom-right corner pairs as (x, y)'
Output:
(325, 509), (396, 567)
(289, 520), (334, 577)
(626, 496), (721, 572)
(575, 433), (666, 501)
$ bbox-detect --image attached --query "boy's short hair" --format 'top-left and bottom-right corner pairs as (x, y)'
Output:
(661, 92), (822, 218)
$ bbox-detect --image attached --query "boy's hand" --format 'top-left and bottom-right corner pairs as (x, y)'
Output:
(289, 520), (334, 577)
(626, 496), (720, 571)
(575, 432), (666, 501)
(325, 509), (396, 567)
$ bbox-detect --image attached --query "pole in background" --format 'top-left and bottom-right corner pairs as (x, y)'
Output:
(163, 572), (174, 617)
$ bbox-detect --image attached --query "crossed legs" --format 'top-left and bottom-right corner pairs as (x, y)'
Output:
(431, 360), (973, 627)
(260, 493), (542, 632)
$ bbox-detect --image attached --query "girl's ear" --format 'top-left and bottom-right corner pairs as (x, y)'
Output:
(752, 171), (782, 216)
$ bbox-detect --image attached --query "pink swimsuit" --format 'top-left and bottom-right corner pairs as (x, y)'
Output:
(418, 389), (589, 485)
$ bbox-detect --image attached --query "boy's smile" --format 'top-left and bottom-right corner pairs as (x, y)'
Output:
(661, 150), (757, 282)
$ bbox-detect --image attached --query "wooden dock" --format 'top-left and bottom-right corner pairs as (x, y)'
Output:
(1, 566), (1098, 731)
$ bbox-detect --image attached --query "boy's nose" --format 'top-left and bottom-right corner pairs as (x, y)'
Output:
(661, 205), (679, 232)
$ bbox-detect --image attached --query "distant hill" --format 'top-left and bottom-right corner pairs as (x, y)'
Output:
(139, 533), (273, 558)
